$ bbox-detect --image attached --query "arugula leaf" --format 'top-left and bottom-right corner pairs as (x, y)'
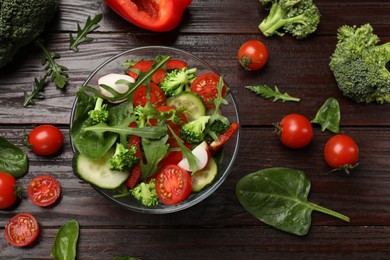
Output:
(36, 40), (69, 89)
(140, 135), (169, 181)
(69, 13), (103, 52)
(311, 97), (340, 133)
(23, 75), (48, 107)
(246, 85), (300, 102)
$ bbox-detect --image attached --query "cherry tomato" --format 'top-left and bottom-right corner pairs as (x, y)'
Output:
(155, 164), (192, 205)
(27, 175), (61, 207)
(4, 213), (40, 247)
(166, 59), (188, 70)
(324, 134), (359, 172)
(28, 125), (64, 156)
(0, 172), (19, 209)
(127, 60), (153, 79)
(238, 40), (269, 71)
(210, 122), (240, 153)
(133, 83), (166, 107)
(151, 69), (167, 84)
(277, 114), (313, 149)
(190, 72), (227, 108)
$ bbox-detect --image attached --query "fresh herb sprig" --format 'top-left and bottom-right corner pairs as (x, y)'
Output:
(23, 75), (48, 107)
(69, 13), (103, 52)
(246, 84), (300, 102)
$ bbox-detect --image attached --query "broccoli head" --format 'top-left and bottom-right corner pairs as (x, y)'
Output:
(160, 67), (197, 97)
(109, 143), (139, 171)
(131, 179), (159, 207)
(180, 115), (210, 144)
(258, 0), (320, 39)
(88, 97), (109, 125)
(329, 24), (390, 103)
(0, 0), (58, 68)
(204, 120), (230, 143)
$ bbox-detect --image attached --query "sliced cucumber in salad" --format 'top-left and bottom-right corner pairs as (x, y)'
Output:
(191, 157), (218, 192)
(167, 92), (206, 122)
(73, 149), (130, 189)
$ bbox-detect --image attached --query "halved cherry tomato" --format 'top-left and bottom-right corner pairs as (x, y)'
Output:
(0, 172), (19, 209)
(28, 125), (64, 156)
(238, 40), (268, 71)
(324, 134), (359, 172)
(210, 122), (239, 152)
(133, 83), (166, 107)
(155, 164), (192, 205)
(27, 175), (61, 207)
(190, 72), (227, 108)
(127, 60), (153, 79)
(151, 69), (167, 84)
(166, 59), (188, 70)
(4, 213), (40, 247)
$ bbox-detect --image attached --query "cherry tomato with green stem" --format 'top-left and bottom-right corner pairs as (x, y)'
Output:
(238, 40), (269, 71)
(28, 125), (64, 156)
(324, 134), (359, 173)
(276, 114), (313, 149)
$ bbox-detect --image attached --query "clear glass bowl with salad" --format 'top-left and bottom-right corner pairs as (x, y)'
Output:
(70, 46), (240, 214)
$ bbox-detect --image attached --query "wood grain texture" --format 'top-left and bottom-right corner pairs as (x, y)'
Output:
(0, 0), (390, 259)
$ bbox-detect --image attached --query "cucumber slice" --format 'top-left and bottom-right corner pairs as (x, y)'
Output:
(73, 149), (130, 189)
(167, 92), (206, 121)
(191, 157), (218, 192)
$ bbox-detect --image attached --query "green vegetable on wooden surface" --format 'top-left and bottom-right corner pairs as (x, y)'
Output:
(236, 167), (350, 236)
(246, 84), (300, 102)
(311, 97), (340, 134)
(51, 219), (79, 260)
(69, 13), (103, 52)
(0, 136), (29, 178)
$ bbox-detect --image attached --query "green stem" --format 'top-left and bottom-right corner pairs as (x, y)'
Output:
(310, 202), (350, 222)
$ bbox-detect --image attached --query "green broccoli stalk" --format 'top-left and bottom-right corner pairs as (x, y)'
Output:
(329, 24), (390, 104)
(180, 116), (211, 144)
(258, 0), (320, 39)
(160, 67), (197, 96)
(109, 143), (139, 171)
(0, 0), (59, 68)
(88, 97), (109, 125)
(131, 179), (159, 207)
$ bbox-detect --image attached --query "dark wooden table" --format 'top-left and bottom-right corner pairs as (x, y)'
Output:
(1, 0), (390, 259)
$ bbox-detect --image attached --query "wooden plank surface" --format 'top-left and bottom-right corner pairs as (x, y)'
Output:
(1, 0), (390, 259)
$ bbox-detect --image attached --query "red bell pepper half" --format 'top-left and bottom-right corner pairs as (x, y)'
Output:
(104, 0), (193, 32)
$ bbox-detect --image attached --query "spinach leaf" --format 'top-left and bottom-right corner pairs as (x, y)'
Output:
(236, 167), (350, 236)
(0, 136), (29, 178)
(51, 219), (79, 260)
(140, 135), (169, 180)
(311, 97), (341, 133)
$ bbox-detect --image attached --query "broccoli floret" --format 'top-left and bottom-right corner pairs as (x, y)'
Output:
(131, 179), (159, 207)
(204, 120), (230, 143)
(109, 143), (139, 171)
(88, 97), (109, 124)
(132, 101), (163, 127)
(180, 116), (210, 144)
(329, 24), (390, 104)
(0, 0), (58, 68)
(160, 67), (197, 96)
(258, 0), (320, 39)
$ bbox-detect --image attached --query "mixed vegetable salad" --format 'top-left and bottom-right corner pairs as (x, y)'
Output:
(71, 54), (239, 206)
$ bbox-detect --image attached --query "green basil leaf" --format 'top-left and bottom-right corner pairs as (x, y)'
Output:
(236, 167), (350, 236)
(311, 97), (341, 133)
(51, 219), (79, 260)
(0, 136), (29, 178)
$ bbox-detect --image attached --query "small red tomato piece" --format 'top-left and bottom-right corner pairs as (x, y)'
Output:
(4, 213), (40, 247)
(27, 175), (61, 207)
(133, 83), (166, 107)
(190, 72), (227, 108)
(28, 125), (64, 156)
(238, 40), (269, 71)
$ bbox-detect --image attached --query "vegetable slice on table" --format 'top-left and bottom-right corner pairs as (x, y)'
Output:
(324, 134), (359, 173)
(0, 171), (20, 209)
(238, 40), (269, 71)
(155, 164), (192, 205)
(236, 167), (350, 236)
(28, 175), (61, 207)
(51, 219), (79, 260)
(0, 136), (29, 178)
(104, 0), (193, 32)
(4, 213), (40, 247)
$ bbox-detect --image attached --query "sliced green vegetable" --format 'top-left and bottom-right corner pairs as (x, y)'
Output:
(236, 167), (350, 236)
(311, 97), (341, 133)
(167, 92), (206, 122)
(0, 136), (29, 178)
(51, 219), (79, 260)
(191, 157), (218, 192)
(246, 85), (300, 102)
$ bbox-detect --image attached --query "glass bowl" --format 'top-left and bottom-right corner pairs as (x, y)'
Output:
(70, 46), (240, 214)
